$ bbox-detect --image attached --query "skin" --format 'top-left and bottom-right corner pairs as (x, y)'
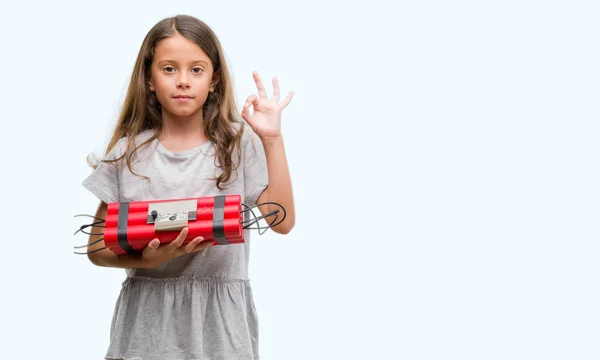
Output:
(149, 33), (219, 151)
(87, 33), (295, 269)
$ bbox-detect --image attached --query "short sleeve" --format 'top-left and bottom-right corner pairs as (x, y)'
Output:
(81, 140), (124, 204)
(242, 126), (269, 207)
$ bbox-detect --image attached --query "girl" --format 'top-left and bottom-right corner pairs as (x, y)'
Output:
(82, 14), (295, 360)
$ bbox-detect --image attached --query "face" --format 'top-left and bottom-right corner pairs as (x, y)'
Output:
(148, 33), (219, 119)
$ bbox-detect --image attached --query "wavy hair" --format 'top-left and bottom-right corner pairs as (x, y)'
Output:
(96, 15), (244, 190)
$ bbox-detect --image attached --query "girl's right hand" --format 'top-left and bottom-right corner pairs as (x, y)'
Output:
(141, 227), (212, 268)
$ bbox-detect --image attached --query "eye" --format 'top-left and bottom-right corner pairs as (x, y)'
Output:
(163, 66), (176, 73)
(191, 67), (203, 74)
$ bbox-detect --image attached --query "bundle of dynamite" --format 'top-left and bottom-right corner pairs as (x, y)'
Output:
(74, 194), (285, 255)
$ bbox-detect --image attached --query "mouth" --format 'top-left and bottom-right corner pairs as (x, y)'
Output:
(173, 95), (194, 102)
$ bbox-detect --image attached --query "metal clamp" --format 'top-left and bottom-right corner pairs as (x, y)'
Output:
(147, 200), (197, 231)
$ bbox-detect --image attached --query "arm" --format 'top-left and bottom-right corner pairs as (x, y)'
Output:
(87, 201), (211, 269)
(241, 72), (296, 235)
(256, 136), (295, 234)
(86, 201), (148, 268)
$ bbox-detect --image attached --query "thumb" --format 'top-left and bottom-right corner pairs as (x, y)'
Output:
(241, 101), (254, 126)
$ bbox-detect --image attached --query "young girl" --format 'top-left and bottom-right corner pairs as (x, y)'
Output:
(82, 15), (295, 360)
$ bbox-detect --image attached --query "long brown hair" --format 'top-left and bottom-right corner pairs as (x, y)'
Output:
(100, 15), (244, 190)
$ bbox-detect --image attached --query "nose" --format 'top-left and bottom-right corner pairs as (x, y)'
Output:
(177, 72), (190, 89)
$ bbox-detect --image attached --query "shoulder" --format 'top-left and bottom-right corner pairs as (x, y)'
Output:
(116, 129), (155, 151)
(97, 130), (156, 163)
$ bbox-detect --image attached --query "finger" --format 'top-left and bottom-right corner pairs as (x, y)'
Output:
(192, 238), (214, 252)
(241, 95), (257, 122)
(247, 96), (269, 114)
(143, 238), (160, 255)
(241, 104), (250, 122)
(279, 91), (294, 109)
(241, 96), (258, 125)
(168, 227), (188, 249)
(183, 237), (203, 253)
(243, 96), (266, 127)
(272, 77), (280, 103)
(253, 71), (268, 100)
(144, 239), (160, 252)
(244, 95), (259, 108)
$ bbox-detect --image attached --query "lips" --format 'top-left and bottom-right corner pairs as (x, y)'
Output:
(174, 95), (194, 99)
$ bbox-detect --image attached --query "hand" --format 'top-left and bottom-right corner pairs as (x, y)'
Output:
(241, 71), (294, 142)
(141, 227), (212, 269)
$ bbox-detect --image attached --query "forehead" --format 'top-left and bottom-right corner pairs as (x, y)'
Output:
(153, 34), (211, 65)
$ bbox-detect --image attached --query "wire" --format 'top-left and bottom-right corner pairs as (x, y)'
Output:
(73, 237), (105, 249)
(72, 200), (287, 255)
(242, 209), (280, 232)
(240, 201), (286, 234)
(241, 201), (286, 227)
(241, 203), (267, 234)
(74, 214), (106, 222)
(73, 215), (106, 252)
(74, 220), (106, 236)
(241, 203), (277, 234)
(74, 246), (107, 255)
(242, 209), (280, 224)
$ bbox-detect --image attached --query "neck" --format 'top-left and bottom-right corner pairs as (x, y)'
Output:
(157, 109), (209, 151)
(159, 109), (207, 142)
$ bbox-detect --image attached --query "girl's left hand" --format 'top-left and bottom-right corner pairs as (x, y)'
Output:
(241, 71), (294, 142)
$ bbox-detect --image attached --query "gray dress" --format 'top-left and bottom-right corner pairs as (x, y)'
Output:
(82, 123), (268, 360)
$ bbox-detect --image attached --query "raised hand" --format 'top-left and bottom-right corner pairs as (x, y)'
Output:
(241, 71), (294, 142)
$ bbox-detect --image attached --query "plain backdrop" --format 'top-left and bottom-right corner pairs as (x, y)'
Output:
(0, 1), (598, 359)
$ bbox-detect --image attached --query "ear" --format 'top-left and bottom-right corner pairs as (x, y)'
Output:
(210, 70), (221, 92)
(148, 77), (155, 92)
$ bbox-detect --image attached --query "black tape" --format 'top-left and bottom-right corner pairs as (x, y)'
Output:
(117, 202), (136, 254)
(212, 195), (229, 245)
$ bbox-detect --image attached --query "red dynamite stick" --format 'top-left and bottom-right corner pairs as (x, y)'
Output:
(106, 233), (245, 255)
(106, 235), (245, 255)
(103, 224), (243, 249)
(104, 218), (243, 246)
(105, 224), (245, 254)
(107, 195), (242, 215)
(103, 195), (245, 255)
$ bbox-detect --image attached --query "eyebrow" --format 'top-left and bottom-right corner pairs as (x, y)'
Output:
(157, 60), (209, 66)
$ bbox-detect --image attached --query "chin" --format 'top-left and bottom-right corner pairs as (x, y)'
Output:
(165, 107), (203, 117)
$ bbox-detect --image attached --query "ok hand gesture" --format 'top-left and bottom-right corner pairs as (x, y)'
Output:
(241, 71), (294, 142)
